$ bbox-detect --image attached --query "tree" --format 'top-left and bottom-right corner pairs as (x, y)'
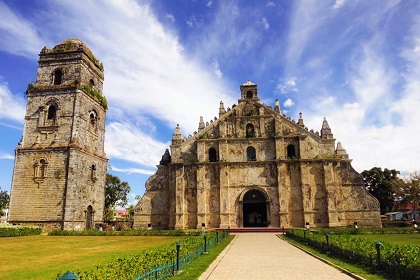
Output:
(126, 204), (135, 221)
(361, 167), (399, 214)
(104, 174), (131, 219)
(393, 171), (420, 220)
(0, 187), (10, 216)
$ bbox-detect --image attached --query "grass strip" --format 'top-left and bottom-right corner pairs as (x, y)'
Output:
(0, 236), (183, 280)
(171, 235), (235, 280)
(278, 235), (386, 280)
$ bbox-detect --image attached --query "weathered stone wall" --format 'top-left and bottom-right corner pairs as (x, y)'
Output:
(9, 39), (107, 231)
(134, 82), (381, 230)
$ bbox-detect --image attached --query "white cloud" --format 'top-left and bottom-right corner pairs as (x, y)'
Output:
(105, 122), (169, 168)
(166, 13), (175, 23)
(266, 2), (276, 7)
(207, 1), (213, 8)
(276, 77), (298, 93)
(0, 153), (14, 160)
(283, 98), (294, 107)
(0, 82), (26, 123)
(110, 166), (155, 176)
(0, 2), (46, 57)
(261, 17), (270, 30)
(212, 60), (223, 78)
(332, 0), (346, 10)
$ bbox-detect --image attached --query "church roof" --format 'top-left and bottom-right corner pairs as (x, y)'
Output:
(242, 80), (256, 86)
(41, 38), (103, 70)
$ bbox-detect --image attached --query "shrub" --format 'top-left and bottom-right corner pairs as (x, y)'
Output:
(0, 225), (42, 237)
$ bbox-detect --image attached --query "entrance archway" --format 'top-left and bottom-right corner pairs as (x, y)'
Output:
(85, 205), (94, 230)
(242, 189), (268, 227)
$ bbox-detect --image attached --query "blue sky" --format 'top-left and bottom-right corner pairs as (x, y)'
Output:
(1, 0), (419, 206)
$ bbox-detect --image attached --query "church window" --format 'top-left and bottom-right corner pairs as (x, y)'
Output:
(209, 147), (217, 162)
(47, 105), (57, 120)
(91, 164), (97, 181)
(90, 112), (96, 126)
(287, 144), (296, 158)
(246, 90), (253, 99)
(247, 146), (256, 161)
(246, 123), (255, 138)
(89, 111), (97, 133)
(34, 158), (48, 178)
(53, 69), (63, 85)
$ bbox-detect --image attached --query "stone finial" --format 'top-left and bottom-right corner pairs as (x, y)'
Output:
(335, 141), (349, 159)
(219, 101), (226, 117)
(52, 134), (59, 144)
(198, 116), (205, 131)
(321, 117), (334, 139)
(159, 149), (172, 165)
(274, 99), (281, 113)
(172, 124), (183, 145)
(297, 112), (304, 127)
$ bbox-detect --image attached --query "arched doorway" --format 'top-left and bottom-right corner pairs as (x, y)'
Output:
(242, 189), (268, 227)
(85, 205), (94, 230)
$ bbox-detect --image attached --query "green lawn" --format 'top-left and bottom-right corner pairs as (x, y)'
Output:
(358, 233), (420, 245)
(0, 235), (184, 280)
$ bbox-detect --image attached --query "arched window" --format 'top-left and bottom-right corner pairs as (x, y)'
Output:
(287, 144), (296, 158)
(53, 69), (63, 85)
(246, 90), (253, 99)
(247, 146), (256, 161)
(209, 147), (217, 162)
(89, 79), (95, 88)
(246, 123), (255, 138)
(90, 112), (97, 126)
(34, 158), (48, 178)
(91, 164), (97, 181)
(47, 105), (57, 120)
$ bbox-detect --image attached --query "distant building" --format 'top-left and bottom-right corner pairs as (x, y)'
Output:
(134, 81), (381, 229)
(8, 39), (108, 231)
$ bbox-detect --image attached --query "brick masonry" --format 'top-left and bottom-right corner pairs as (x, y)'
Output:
(8, 39), (108, 231)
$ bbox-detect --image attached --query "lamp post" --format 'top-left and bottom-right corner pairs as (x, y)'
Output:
(204, 234), (208, 253)
(176, 242), (182, 272)
(375, 241), (382, 269)
(58, 271), (79, 280)
(326, 234), (330, 252)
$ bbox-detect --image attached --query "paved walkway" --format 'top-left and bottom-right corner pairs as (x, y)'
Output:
(199, 233), (357, 280)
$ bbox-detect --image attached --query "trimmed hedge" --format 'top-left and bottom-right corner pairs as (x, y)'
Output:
(49, 229), (201, 236)
(311, 227), (419, 235)
(0, 226), (42, 237)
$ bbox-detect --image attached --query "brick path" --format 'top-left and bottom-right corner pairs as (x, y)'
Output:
(199, 233), (359, 280)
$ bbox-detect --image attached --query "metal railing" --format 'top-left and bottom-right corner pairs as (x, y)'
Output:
(135, 230), (229, 280)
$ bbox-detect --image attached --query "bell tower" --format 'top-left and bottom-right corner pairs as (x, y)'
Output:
(8, 39), (108, 231)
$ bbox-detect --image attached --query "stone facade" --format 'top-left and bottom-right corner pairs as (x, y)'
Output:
(8, 39), (108, 231)
(134, 81), (381, 229)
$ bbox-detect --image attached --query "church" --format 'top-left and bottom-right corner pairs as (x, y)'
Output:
(134, 81), (381, 229)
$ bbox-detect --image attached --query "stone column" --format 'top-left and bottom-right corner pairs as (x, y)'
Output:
(219, 164), (230, 228)
(277, 163), (291, 227)
(300, 161), (314, 226)
(174, 166), (185, 229)
(324, 161), (340, 227)
(196, 165), (207, 229)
